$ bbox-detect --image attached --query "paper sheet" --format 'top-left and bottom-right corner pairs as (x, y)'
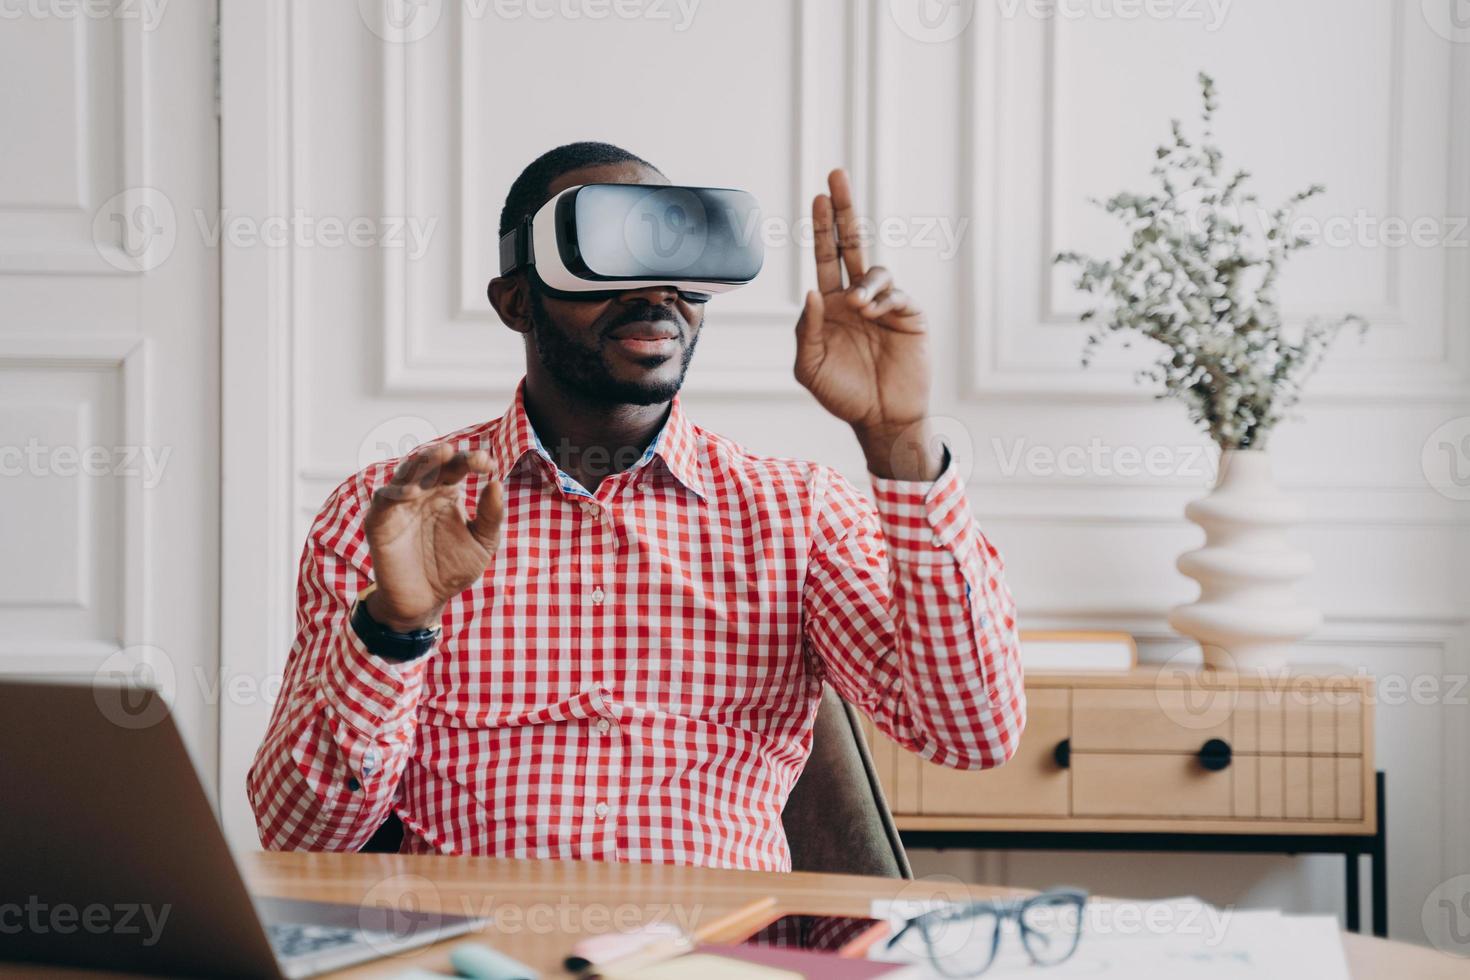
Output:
(869, 898), (1350, 979)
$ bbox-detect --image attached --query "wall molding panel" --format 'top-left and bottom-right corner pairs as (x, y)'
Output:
(0, 336), (147, 671)
(377, 0), (868, 397)
(962, 0), (1470, 403)
(0, 14), (151, 275)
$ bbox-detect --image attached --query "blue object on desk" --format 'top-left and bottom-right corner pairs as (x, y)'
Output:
(451, 942), (540, 980)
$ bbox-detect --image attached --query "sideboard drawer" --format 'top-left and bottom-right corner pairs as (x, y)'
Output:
(920, 689), (1070, 817)
(862, 667), (1376, 836)
(1072, 753), (1234, 818)
(1072, 688), (1231, 752)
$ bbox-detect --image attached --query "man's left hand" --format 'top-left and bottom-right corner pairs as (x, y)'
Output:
(795, 168), (942, 481)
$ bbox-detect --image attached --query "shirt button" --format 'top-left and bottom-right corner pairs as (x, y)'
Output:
(582, 503), (602, 521)
(596, 719), (612, 734)
(590, 587), (605, 605)
(594, 802), (610, 819)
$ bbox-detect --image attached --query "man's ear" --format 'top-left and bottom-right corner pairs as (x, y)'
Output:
(487, 276), (534, 335)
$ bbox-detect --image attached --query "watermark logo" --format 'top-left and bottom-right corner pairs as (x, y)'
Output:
(1154, 647), (1239, 732)
(1423, 875), (1470, 956)
(1422, 0), (1470, 44)
(359, 416), (443, 471)
(93, 187), (177, 273)
(359, 0), (443, 43)
(1422, 416), (1470, 502)
(889, 0), (976, 43)
(624, 186), (709, 275)
(93, 645), (177, 730)
(358, 874), (443, 956)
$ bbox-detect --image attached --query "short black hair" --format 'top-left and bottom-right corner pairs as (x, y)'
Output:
(497, 141), (663, 238)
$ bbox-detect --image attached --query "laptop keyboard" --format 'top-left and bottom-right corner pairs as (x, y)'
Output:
(266, 922), (364, 960)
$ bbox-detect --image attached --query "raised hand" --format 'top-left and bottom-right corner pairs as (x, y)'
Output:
(362, 443), (504, 632)
(795, 169), (940, 480)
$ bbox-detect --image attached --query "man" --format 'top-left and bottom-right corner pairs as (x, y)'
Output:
(249, 142), (1024, 870)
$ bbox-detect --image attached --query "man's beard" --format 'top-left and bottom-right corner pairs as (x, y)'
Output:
(528, 291), (700, 406)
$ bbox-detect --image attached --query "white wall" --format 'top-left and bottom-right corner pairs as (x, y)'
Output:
(219, 0), (1470, 948)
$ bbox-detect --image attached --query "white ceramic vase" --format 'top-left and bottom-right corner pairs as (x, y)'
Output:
(1168, 449), (1321, 671)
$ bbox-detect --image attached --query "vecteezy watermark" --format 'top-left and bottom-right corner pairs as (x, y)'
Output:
(355, 874), (705, 950)
(1424, 875), (1470, 956)
(358, 0), (701, 43)
(1422, 416), (1470, 502)
(888, 0), (977, 44)
(193, 210), (438, 262)
(1173, 198), (1470, 252)
(449, 894), (704, 935)
(1422, 0), (1470, 45)
(93, 642), (291, 731)
(996, 0), (1232, 31)
(992, 437), (1217, 482)
(619, 193), (971, 266)
(0, 439), (171, 490)
(0, 897), (172, 947)
(1285, 211), (1470, 250)
(0, 0), (170, 31)
(883, 875), (1234, 950)
(92, 188), (440, 271)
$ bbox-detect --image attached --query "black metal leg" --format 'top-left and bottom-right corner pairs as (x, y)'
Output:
(1345, 854), (1361, 933)
(1371, 771), (1388, 938)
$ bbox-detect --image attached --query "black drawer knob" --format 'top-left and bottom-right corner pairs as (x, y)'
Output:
(1198, 738), (1232, 772)
(1053, 738), (1071, 770)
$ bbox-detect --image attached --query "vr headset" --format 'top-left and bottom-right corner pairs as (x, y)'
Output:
(498, 183), (763, 303)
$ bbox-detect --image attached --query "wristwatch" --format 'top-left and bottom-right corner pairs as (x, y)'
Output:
(350, 583), (441, 662)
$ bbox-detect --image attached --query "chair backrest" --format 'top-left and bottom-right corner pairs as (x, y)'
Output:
(780, 686), (914, 879)
(363, 685), (915, 880)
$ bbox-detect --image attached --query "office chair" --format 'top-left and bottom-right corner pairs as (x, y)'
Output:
(360, 685), (914, 880)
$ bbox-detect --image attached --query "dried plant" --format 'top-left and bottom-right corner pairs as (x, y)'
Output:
(1055, 73), (1366, 451)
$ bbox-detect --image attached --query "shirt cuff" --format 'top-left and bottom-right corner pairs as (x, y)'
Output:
(320, 621), (428, 741)
(869, 447), (974, 561)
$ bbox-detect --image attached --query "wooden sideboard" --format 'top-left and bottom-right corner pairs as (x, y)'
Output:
(860, 667), (1376, 835)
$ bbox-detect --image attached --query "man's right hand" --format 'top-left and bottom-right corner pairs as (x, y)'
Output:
(361, 443), (505, 633)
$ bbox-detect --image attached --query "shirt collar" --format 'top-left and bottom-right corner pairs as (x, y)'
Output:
(486, 380), (707, 500)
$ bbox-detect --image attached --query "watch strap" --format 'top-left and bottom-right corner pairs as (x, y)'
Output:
(350, 589), (441, 662)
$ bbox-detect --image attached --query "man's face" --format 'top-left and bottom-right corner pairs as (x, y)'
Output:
(523, 162), (706, 406)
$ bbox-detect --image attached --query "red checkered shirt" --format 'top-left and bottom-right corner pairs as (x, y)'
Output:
(248, 383), (1025, 869)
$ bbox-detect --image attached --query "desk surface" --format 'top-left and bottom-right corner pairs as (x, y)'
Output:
(9, 852), (1465, 979)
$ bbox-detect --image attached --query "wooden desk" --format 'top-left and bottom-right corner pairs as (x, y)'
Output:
(9, 852), (1463, 979)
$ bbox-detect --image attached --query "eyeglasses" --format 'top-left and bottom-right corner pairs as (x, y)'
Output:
(884, 888), (1087, 977)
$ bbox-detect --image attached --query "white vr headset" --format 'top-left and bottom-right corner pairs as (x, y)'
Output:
(498, 183), (764, 302)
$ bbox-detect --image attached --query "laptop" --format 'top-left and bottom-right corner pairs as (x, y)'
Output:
(0, 677), (483, 978)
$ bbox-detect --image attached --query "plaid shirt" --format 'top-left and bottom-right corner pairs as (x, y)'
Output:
(248, 384), (1025, 870)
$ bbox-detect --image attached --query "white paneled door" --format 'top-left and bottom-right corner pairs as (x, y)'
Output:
(0, 3), (221, 785)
